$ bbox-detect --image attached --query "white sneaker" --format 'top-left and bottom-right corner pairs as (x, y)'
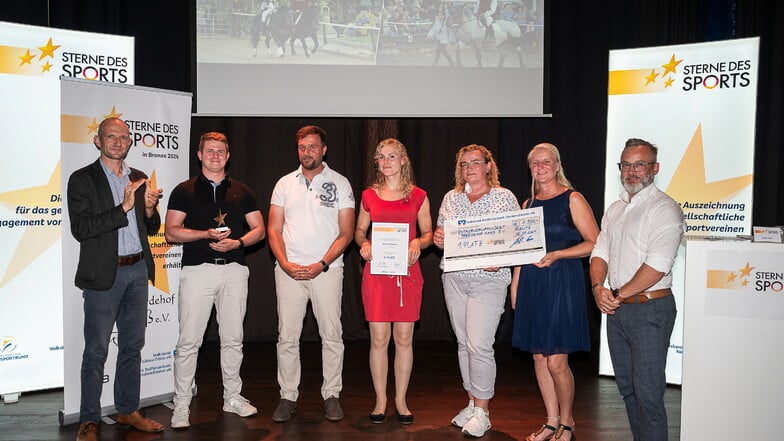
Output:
(451, 400), (475, 428)
(223, 395), (258, 417)
(462, 406), (491, 438)
(171, 404), (190, 429)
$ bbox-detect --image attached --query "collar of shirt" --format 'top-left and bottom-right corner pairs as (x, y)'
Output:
(99, 159), (130, 180)
(619, 181), (657, 205)
(197, 172), (230, 186)
(296, 162), (332, 184)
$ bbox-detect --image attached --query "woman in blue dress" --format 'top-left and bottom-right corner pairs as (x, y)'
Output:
(511, 143), (599, 441)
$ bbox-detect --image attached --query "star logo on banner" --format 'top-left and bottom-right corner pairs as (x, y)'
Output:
(609, 53), (685, 95)
(645, 69), (659, 85)
(37, 37), (61, 60)
(1, 40), (61, 76)
(661, 54), (683, 76)
(18, 49), (35, 66)
(103, 106), (123, 120)
(706, 260), (757, 290)
(0, 162), (62, 288)
(666, 124), (753, 214)
(87, 118), (100, 135)
(62, 106), (125, 144)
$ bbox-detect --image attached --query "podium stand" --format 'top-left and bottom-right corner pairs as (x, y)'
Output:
(682, 239), (784, 440)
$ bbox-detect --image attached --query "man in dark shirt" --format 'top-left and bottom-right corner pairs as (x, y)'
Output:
(165, 132), (265, 429)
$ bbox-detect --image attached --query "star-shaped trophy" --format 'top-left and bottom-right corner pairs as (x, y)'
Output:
(214, 209), (229, 231)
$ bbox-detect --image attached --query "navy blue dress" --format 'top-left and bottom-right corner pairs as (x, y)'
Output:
(512, 189), (591, 355)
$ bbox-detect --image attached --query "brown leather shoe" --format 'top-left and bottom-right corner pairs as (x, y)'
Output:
(115, 410), (164, 433)
(76, 421), (99, 441)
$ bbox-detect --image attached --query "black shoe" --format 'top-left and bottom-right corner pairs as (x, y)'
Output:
(396, 410), (414, 425)
(369, 413), (386, 424)
(272, 399), (297, 423)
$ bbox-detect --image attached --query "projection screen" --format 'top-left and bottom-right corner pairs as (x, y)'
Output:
(196, 0), (545, 117)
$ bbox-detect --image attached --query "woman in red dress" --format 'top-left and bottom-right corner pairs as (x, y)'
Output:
(355, 138), (433, 424)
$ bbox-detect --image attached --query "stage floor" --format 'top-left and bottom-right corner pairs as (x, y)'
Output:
(0, 340), (680, 441)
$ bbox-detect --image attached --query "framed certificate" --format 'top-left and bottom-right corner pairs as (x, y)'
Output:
(443, 207), (546, 272)
(370, 222), (410, 275)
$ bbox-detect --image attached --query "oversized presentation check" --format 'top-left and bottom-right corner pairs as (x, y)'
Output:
(443, 207), (546, 272)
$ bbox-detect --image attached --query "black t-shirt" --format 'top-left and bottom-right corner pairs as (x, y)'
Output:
(168, 174), (260, 266)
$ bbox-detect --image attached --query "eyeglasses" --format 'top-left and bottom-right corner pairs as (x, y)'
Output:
(617, 161), (656, 172)
(459, 160), (487, 169)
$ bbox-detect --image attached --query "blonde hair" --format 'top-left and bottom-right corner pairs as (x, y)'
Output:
(526, 142), (573, 207)
(453, 144), (501, 192)
(368, 138), (415, 199)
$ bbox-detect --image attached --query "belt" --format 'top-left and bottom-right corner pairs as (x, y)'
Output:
(118, 252), (144, 266)
(621, 288), (672, 304)
(210, 258), (228, 265)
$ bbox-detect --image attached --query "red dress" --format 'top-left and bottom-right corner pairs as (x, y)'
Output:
(361, 186), (426, 322)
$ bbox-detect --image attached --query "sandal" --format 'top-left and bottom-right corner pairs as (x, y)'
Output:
(552, 423), (576, 441)
(525, 423), (558, 441)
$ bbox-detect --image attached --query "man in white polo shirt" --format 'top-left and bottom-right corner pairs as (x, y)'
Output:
(267, 125), (355, 423)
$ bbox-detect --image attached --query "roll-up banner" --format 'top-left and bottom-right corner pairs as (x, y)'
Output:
(59, 78), (191, 424)
(0, 21), (134, 400)
(601, 37), (759, 384)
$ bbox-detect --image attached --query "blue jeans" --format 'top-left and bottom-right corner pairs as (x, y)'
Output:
(79, 260), (148, 423)
(607, 295), (676, 441)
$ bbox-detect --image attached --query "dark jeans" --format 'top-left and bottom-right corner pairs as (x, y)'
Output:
(79, 259), (148, 423)
(607, 295), (676, 441)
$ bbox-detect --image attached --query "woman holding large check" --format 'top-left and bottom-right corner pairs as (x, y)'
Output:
(510, 142), (599, 441)
(432, 144), (520, 438)
(355, 138), (433, 425)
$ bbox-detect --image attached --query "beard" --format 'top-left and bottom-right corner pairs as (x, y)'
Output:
(300, 155), (321, 171)
(621, 172), (654, 195)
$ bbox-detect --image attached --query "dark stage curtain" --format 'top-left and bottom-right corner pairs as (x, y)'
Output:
(2, 0), (782, 344)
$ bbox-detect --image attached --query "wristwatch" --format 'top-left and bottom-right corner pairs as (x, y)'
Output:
(320, 260), (330, 272)
(611, 288), (620, 298)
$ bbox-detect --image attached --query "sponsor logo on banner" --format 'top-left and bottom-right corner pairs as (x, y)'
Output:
(0, 336), (29, 362)
(1, 336), (17, 353)
(0, 36), (129, 81)
(704, 251), (784, 320)
(707, 261), (784, 294)
(141, 350), (173, 378)
(61, 106), (183, 161)
(608, 52), (754, 95)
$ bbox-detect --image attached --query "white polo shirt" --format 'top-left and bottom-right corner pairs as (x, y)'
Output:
(270, 162), (355, 266)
